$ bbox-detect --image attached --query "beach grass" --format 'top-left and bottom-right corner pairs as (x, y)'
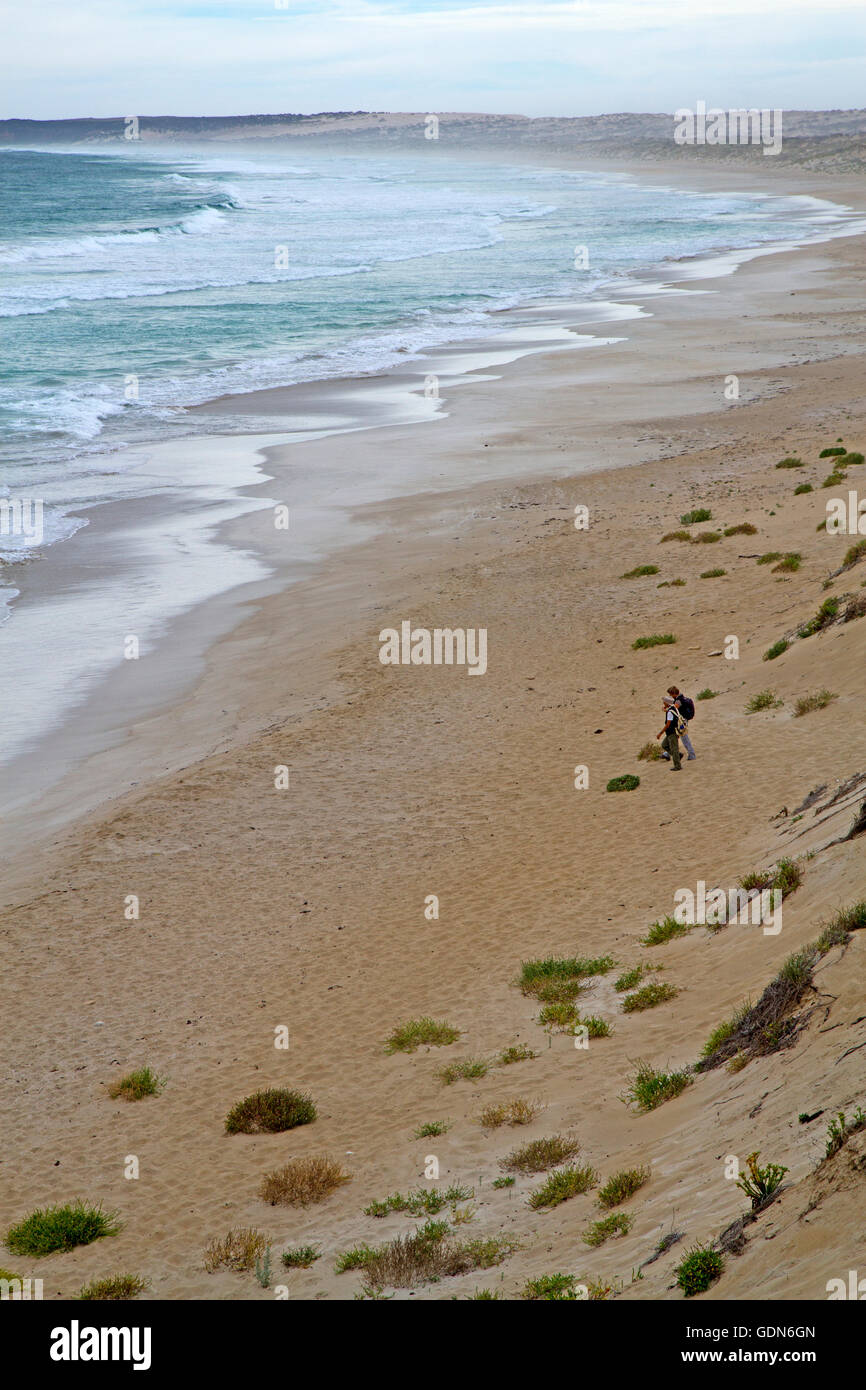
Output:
(676, 1246), (724, 1296)
(384, 1017), (460, 1053)
(680, 508), (712, 524)
(621, 563), (659, 578)
(621, 1061), (692, 1113)
(414, 1119), (450, 1138)
(793, 689), (838, 716)
(107, 1066), (164, 1102)
(282, 1245), (321, 1268)
(439, 1057), (488, 1085)
(632, 633), (676, 649)
(641, 915), (691, 946)
(204, 1228), (269, 1273)
(479, 1098), (539, 1128)
(622, 981), (679, 1013)
(597, 1166), (651, 1208)
(528, 1164), (598, 1209)
(500, 1134), (581, 1175)
(5, 1201), (121, 1258)
(225, 1088), (316, 1134)
(745, 688), (782, 713)
(763, 638), (789, 661)
(582, 1212), (633, 1247)
(364, 1184), (472, 1218)
(76, 1274), (149, 1301)
(259, 1155), (352, 1207)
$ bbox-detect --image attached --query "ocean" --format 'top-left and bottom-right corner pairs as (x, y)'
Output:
(0, 143), (857, 563)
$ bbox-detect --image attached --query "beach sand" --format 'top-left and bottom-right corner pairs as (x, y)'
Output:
(2, 155), (865, 1301)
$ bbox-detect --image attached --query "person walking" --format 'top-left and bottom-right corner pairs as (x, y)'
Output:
(658, 696), (683, 770)
(667, 685), (697, 760)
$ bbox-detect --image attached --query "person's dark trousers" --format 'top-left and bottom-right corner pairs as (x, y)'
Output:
(662, 731), (682, 769)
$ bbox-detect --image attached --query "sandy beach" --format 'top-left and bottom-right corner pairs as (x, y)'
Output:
(2, 152), (865, 1302)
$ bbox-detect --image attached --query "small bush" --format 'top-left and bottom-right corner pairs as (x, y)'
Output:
(522, 1272), (581, 1300)
(480, 1098), (539, 1128)
(800, 597), (840, 636)
(701, 1001), (752, 1059)
(739, 858), (801, 899)
(700, 568), (726, 579)
(746, 689), (782, 713)
(364, 1184), (472, 1218)
(335, 1244), (379, 1273)
(439, 1057), (488, 1085)
(622, 982), (679, 1013)
(497, 1043), (537, 1066)
(843, 538), (866, 568)
(819, 446), (846, 458)
(661, 530), (691, 542)
(794, 689), (838, 717)
(385, 1018), (460, 1054)
(794, 483), (813, 495)
(735, 1151), (788, 1209)
(282, 1245), (320, 1268)
(501, 1134), (581, 1175)
(414, 1120), (450, 1138)
(225, 1088), (316, 1135)
(658, 578), (686, 587)
(537, 1000), (580, 1031)
(581, 1016), (611, 1038)
(772, 552), (802, 573)
(76, 1274), (149, 1301)
(637, 741), (663, 762)
(519, 956), (613, 995)
(825, 1108), (866, 1159)
(260, 1156), (352, 1207)
(632, 633), (676, 649)
(615, 964), (650, 991)
(358, 1222), (517, 1289)
(607, 774), (640, 792)
(597, 1167), (651, 1208)
(107, 1067), (163, 1102)
(696, 688), (717, 700)
(681, 508), (712, 524)
(723, 522), (757, 536)
(622, 1061), (692, 1113)
(823, 472), (846, 488)
(763, 638), (789, 661)
(841, 451), (864, 466)
(775, 457), (803, 469)
(641, 915), (691, 947)
(492, 1176), (515, 1189)
(6, 1202), (121, 1258)
(692, 531), (721, 544)
(528, 1164), (598, 1209)
(583, 1213), (633, 1247)
(204, 1228), (269, 1273)
(757, 551), (782, 564)
(621, 564), (659, 578)
(676, 1246), (724, 1296)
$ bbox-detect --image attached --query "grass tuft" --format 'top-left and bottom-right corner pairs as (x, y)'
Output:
(606, 773), (640, 792)
(500, 1134), (581, 1175)
(204, 1228), (269, 1273)
(793, 689), (838, 717)
(281, 1245), (320, 1268)
(528, 1164), (598, 1209)
(622, 982), (679, 1013)
(745, 689), (782, 713)
(107, 1066), (163, 1102)
(259, 1155), (352, 1207)
(479, 1098), (539, 1128)
(676, 1245), (723, 1296)
(621, 564), (659, 578)
(583, 1213), (633, 1247)
(225, 1088), (316, 1135)
(5, 1202), (121, 1258)
(621, 1061), (692, 1113)
(76, 1274), (149, 1301)
(632, 633), (676, 649)
(681, 508), (712, 524)
(384, 1018), (460, 1054)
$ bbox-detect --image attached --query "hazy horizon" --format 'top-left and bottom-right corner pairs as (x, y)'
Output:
(3, 0), (865, 123)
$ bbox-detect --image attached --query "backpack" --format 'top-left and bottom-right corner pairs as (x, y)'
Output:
(667, 706), (687, 737)
(679, 695), (695, 721)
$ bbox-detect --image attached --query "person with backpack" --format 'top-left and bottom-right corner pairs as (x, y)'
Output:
(657, 696), (683, 770)
(667, 685), (696, 760)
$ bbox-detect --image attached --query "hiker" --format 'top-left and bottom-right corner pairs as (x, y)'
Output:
(658, 696), (683, 770)
(667, 685), (697, 760)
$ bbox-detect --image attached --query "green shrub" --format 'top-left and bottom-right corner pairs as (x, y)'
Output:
(622, 982), (679, 1013)
(700, 568), (726, 579)
(497, 1044), (537, 1066)
(657, 578), (686, 587)
(723, 523), (757, 536)
(641, 915), (691, 946)
(107, 1066), (163, 1102)
(385, 1018), (460, 1053)
(6, 1202), (121, 1258)
(501, 1134), (581, 1175)
(681, 508), (712, 524)
(840, 451), (864, 466)
(799, 597), (840, 636)
(692, 531), (721, 544)
(282, 1245), (321, 1268)
(364, 1184), (473, 1218)
(438, 1057), (488, 1085)
(757, 552), (782, 564)
(676, 1246), (723, 1296)
(597, 1167), (650, 1208)
(745, 689), (782, 713)
(696, 688), (717, 700)
(794, 483), (813, 494)
(522, 1272), (581, 1300)
(735, 1151), (788, 1209)
(825, 1108), (866, 1159)
(606, 774), (640, 792)
(528, 1165), (598, 1210)
(621, 564), (659, 578)
(794, 689), (838, 717)
(76, 1274), (148, 1301)
(583, 1213), (632, 1247)
(763, 638), (789, 661)
(632, 633), (676, 649)
(843, 538), (866, 568)
(414, 1120), (450, 1138)
(775, 457), (803, 469)
(660, 530), (691, 542)
(819, 446), (846, 458)
(637, 741), (663, 762)
(621, 1062), (692, 1113)
(225, 1088), (316, 1135)
(773, 552), (802, 573)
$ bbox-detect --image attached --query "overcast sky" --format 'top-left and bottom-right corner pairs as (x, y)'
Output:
(2, 0), (865, 121)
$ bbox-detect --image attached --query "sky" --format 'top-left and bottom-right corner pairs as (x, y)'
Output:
(1, 0), (865, 121)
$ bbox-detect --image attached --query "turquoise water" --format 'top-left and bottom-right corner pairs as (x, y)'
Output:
(0, 142), (858, 557)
